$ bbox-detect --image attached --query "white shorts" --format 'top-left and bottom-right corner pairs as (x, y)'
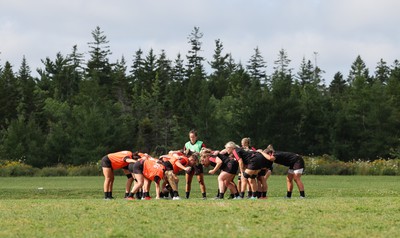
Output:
(288, 168), (304, 174)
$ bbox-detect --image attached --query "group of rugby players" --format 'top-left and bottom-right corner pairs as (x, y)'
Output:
(101, 130), (306, 200)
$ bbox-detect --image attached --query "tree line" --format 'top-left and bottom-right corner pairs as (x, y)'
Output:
(1, 26), (399, 168)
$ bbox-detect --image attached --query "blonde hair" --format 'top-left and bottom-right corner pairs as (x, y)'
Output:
(264, 144), (275, 153)
(241, 137), (251, 146)
(225, 141), (238, 149)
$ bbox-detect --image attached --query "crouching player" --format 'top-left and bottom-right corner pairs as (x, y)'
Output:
(101, 150), (139, 200)
(126, 157), (166, 200)
(222, 141), (273, 199)
(200, 148), (240, 199)
(262, 145), (305, 198)
(159, 150), (198, 200)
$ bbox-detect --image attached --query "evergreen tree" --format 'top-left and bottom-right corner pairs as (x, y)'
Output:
(186, 26), (206, 79)
(329, 72), (347, 96)
(183, 27), (208, 137)
(130, 48), (146, 95)
(112, 56), (132, 112)
(374, 58), (390, 84)
(16, 56), (37, 118)
(267, 49), (301, 151)
(0, 62), (18, 128)
(272, 48), (293, 80)
(86, 26), (113, 91)
(297, 57), (314, 86)
(347, 55), (370, 85)
(0, 116), (46, 167)
(208, 39), (230, 99)
(246, 46), (267, 86)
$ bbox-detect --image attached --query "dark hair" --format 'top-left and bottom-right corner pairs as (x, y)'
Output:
(189, 129), (198, 136)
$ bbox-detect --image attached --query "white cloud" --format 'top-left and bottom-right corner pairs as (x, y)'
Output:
(1, 0), (399, 83)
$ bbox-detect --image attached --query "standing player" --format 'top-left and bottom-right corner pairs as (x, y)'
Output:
(183, 129), (207, 199)
(101, 150), (138, 199)
(263, 145), (306, 198)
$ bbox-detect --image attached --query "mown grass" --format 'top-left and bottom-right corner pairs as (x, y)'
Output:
(0, 175), (399, 237)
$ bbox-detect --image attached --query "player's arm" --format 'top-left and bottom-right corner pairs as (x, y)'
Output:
(175, 160), (191, 172)
(209, 158), (223, 175)
(238, 159), (245, 175)
(124, 156), (137, 163)
(257, 150), (275, 161)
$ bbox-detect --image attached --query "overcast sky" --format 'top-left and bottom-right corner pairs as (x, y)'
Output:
(1, 0), (399, 84)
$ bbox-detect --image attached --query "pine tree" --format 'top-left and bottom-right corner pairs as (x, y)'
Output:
(329, 72), (347, 96)
(16, 56), (37, 118)
(86, 26), (113, 89)
(0, 62), (18, 128)
(247, 46), (267, 86)
(209, 39), (230, 99)
(374, 58), (390, 84)
(186, 26), (206, 79)
(347, 55), (370, 85)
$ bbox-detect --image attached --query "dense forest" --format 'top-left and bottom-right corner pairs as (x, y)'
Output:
(1, 26), (399, 167)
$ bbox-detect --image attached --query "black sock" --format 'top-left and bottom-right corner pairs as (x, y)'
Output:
(256, 191), (261, 198)
(202, 192), (206, 198)
(240, 192), (245, 198)
(287, 191), (292, 198)
(135, 192), (141, 199)
(262, 192), (267, 197)
(216, 189), (220, 197)
(186, 192), (190, 199)
(173, 191), (179, 197)
(235, 192), (240, 197)
(109, 192), (113, 198)
(128, 192), (134, 198)
(218, 192), (224, 199)
(247, 191), (252, 197)
(125, 192), (129, 198)
(229, 194), (234, 199)
(104, 192), (108, 199)
(300, 191), (305, 197)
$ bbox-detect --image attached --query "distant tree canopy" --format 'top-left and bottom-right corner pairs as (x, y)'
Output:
(1, 26), (400, 167)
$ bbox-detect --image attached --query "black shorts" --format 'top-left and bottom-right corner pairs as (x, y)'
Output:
(188, 163), (204, 175)
(193, 163), (204, 175)
(162, 161), (174, 171)
(221, 159), (239, 175)
(257, 168), (267, 177)
(290, 156), (305, 170)
(247, 154), (267, 170)
(129, 161), (144, 174)
(101, 156), (112, 168)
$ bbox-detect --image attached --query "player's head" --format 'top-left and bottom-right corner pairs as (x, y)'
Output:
(199, 148), (212, 167)
(188, 152), (199, 166)
(241, 137), (251, 147)
(224, 141), (238, 153)
(189, 129), (198, 143)
(264, 144), (275, 154)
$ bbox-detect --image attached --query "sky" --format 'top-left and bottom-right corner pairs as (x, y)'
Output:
(1, 0), (399, 85)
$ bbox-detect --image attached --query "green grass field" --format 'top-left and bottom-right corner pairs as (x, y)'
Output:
(0, 175), (399, 238)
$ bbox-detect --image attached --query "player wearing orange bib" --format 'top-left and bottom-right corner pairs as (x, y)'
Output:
(101, 151), (139, 199)
(127, 158), (166, 200)
(159, 151), (194, 200)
